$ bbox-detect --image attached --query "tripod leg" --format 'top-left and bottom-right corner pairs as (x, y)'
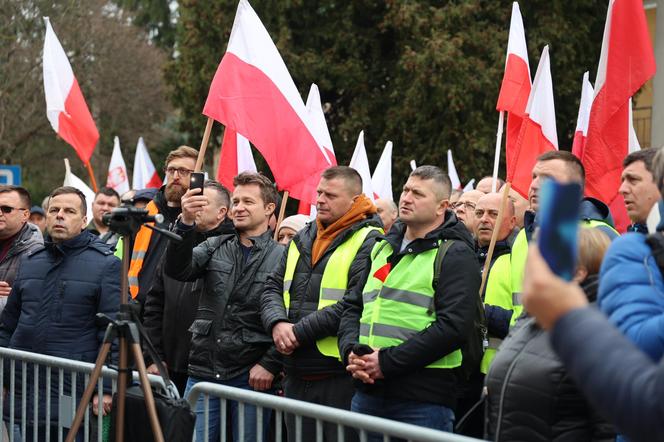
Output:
(131, 343), (165, 442)
(115, 337), (128, 442)
(65, 342), (112, 442)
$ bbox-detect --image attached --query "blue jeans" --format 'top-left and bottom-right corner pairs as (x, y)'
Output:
(184, 374), (273, 442)
(351, 391), (455, 441)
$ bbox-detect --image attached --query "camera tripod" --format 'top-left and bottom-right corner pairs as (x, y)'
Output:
(66, 207), (180, 442)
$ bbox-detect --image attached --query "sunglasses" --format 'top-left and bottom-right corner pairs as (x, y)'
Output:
(0, 206), (27, 214)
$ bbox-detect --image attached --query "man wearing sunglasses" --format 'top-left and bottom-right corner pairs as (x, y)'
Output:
(0, 186), (43, 315)
(127, 145), (198, 318)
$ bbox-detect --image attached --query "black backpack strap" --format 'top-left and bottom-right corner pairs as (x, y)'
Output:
(432, 239), (455, 291)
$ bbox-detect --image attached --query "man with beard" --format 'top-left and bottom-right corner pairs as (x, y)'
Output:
(128, 146), (198, 316)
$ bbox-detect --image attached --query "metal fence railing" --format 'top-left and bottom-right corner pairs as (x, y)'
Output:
(186, 382), (482, 442)
(0, 347), (168, 442)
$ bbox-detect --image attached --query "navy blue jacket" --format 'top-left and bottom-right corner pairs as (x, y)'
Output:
(552, 308), (664, 441)
(0, 230), (121, 425)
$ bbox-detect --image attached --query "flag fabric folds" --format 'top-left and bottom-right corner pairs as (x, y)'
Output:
(43, 18), (99, 164)
(572, 72), (594, 159)
(217, 128), (258, 191)
(63, 159), (94, 221)
(372, 141), (394, 201)
(132, 137), (162, 190)
(202, 0), (329, 206)
(106, 136), (130, 195)
(508, 46), (558, 198)
(447, 150), (461, 190)
(348, 131), (375, 202)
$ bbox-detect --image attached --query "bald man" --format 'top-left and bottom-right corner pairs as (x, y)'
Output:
(375, 198), (398, 232)
(454, 190), (484, 235)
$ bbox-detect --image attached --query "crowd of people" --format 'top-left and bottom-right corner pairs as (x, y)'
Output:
(1, 143), (664, 441)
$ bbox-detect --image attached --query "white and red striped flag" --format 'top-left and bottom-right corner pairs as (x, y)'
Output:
(583, 0), (656, 233)
(508, 46), (557, 198)
(202, 0), (329, 206)
(497, 3), (531, 177)
(372, 141), (393, 201)
(106, 136), (130, 194)
(571, 72), (594, 159)
(132, 137), (162, 190)
(447, 150), (462, 190)
(43, 17), (99, 164)
(217, 128), (258, 191)
(348, 131), (375, 201)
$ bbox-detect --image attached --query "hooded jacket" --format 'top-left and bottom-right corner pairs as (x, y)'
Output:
(165, 226), (284, 380)
(143, 217), (235, 374)
(0, 222), (43, 314)
(261, 213), (382, 377)
(485, 277), (614, 442)
(337, 211), (480, 408)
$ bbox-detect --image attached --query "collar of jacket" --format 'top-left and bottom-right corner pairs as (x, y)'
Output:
(381, 210), (474, 255)
(477, 239), (511, 260)
(234, 228), (274, 249)
(627, 223), (649, 234)
(295, 213), (382, 253)
(10, 223), (42, 254)
(43, 230), (110, 255)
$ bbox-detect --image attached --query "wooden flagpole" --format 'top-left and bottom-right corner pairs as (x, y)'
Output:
(195, 117), (214, 172)
(85, 162), (98, 193)
(274, 191), (289, 240)
(479, 182), (511, 296)
(491, 111), (505, 193)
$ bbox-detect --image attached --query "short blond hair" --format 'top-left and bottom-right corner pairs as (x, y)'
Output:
(577, 228), (611, 275)
(165, 145), (198, 167)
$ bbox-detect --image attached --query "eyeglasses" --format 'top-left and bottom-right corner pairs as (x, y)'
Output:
(0, 206), (27, 214)
(452, 202), (476, 211)
(164, 167), (194, 177)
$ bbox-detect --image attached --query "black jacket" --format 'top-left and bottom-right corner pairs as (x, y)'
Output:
(337, 212), (480, 408)
(0, 223), (43, 315)
(165, 225), (283, 380)
(135, 187), (182, 315)
(261, 214), (382, 377)
(478, 240), (513, 340)
(485, 277), (614, 442)
(143, 218), (234, 373)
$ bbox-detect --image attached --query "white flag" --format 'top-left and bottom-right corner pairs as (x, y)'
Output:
(372, 141), (393, 201)
(348, 131), (375, 201)
(63, 158), (94, 222)
(447, 150), (461, 189)
(106, 136), (130, 195)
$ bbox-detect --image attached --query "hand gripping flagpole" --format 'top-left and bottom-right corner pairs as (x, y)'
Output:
(491, 111), (505, 193)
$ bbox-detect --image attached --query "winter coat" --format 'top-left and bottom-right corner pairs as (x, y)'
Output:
(143, 218), (235, 374)
(598, 231), (664, 361)
(0, 223), (43, 314)
(337, 212), (480, 408)
(485, 277), (614, 441)
(0, 230), (121, 425)
(165, 225), (283, 380)
(261, 214), (382, 377)
(478, 240), (513, 339)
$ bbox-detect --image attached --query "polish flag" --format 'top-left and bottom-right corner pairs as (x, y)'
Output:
(348, 131), (375, 202)
(106, 136), (130, 195)
(447, 150), (462, 190)
(497, 3), (531, 171)
(217, 128), (258, 191)
(132, 137), (162, 190)
(583, 0), (655, 233)
(372, 141), (393, 201)
(63, 159), (94, 222)
(508, 46), (557, 198)
(571, 72), (594, 159)
(43, 18), (99, 164)
(203, 0), (329, 206)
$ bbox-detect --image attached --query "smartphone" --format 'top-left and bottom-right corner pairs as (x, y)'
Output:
(189, 172), (205, 192)
(537, 179), (581, 281)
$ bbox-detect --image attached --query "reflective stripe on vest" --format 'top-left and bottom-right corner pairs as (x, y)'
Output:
(128, 200), (159, 298)
(510, 219), (619, 325)
(359, 240), (462, 369)
(282, 226), (382, 359)
(480, 253), (512, 374)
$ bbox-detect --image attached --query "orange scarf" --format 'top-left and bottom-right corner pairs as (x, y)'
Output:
(312, 195), (377, 265)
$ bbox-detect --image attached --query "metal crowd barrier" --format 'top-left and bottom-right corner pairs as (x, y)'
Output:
(0, 347), (168, 442)
(186, 382), (482, 442)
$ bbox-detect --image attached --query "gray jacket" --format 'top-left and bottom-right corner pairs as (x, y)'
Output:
(0, 223), (43, 314)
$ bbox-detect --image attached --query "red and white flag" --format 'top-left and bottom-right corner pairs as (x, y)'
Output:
(447, 150), (462, 190)
(571, 72), (594, 159)
(132, 137), (162, 190)
(202, 0), (329, 206)
(305, 84), (336, 165)
(43, 17), (99, 164)
(106, 136), (130, 195)
(217, 128), (258, 191)
(497, 3), (531, 170)
(583, 0), (655, 232)
(348, 131), (375, 201)
(508, 46), (558, 198)
(372, 141), (394, 201)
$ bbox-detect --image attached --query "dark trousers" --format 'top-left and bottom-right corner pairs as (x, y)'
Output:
(283, 373), (358, 442)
